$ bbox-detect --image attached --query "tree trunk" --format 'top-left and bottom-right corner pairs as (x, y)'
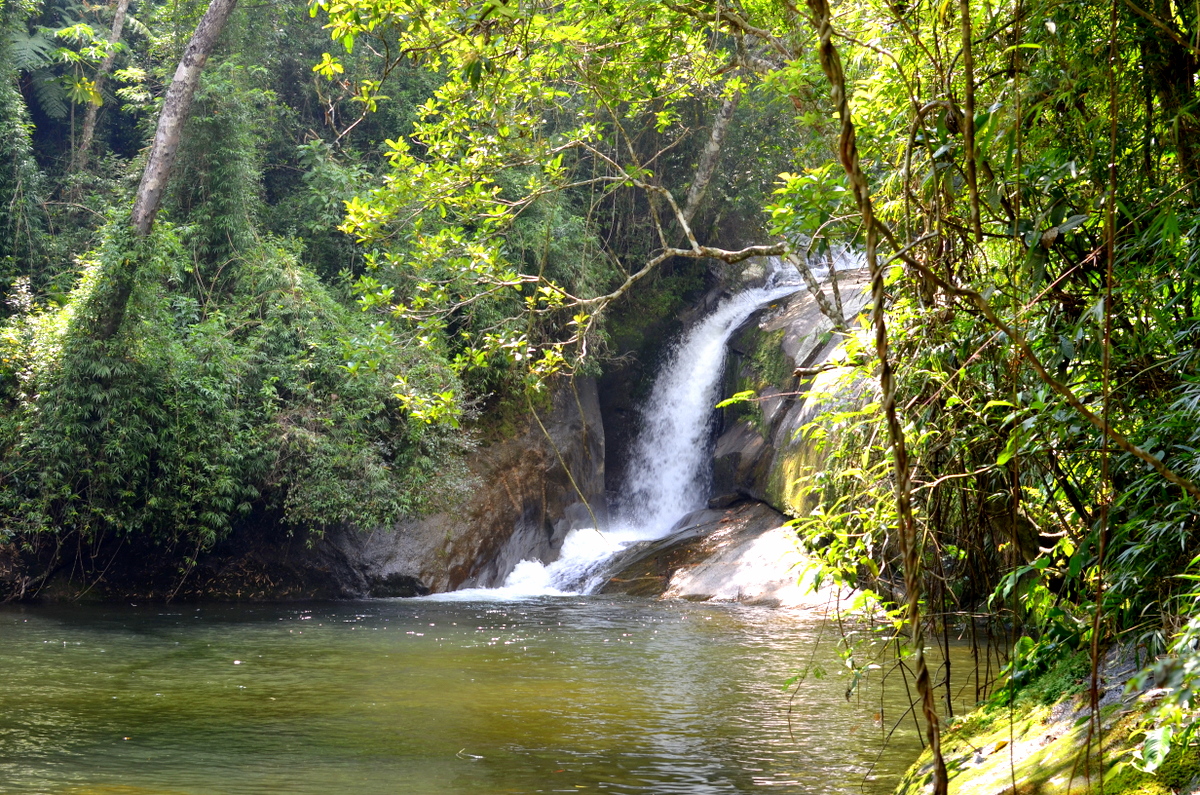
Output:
(92, 0), (237, 342)
(70, 0), (131, 176)
(681, 92), (740, 227)
(130, 0), (238, 237)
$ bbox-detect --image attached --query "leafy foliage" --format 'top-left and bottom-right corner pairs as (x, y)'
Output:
(0, 2), (48, 285)
(751, 0), (1200, 768)
(0, 223), (471, 550)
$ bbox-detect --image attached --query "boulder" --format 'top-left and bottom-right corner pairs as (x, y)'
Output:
(598, 500), (838, 608)
(712, 269), (874, 515)
(320, 375), (608, 595)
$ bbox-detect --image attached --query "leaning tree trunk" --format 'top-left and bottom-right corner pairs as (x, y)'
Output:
(681, 92), (740, 227)
(130, 0), (238, 236)
(93, 0), (237, 341)
(70, 0), (131, 176)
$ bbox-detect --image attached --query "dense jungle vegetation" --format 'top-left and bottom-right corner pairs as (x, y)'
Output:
(3, 0), (1200, 786)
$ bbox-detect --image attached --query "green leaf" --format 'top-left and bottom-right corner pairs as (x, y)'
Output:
(716, 390), (756, 409)
(1057, 213), (1089, 233)
(1140, 725), (1174, 773)
(997, 431), (1020, 466)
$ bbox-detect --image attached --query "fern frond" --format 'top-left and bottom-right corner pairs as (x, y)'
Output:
(123, 14), (150, 38)
(6, 28), (55, 71)
(29, 69), (68, 119)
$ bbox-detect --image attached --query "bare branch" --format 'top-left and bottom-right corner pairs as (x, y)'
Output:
(665, 2), (794, 59)
(580, 241), (787, 310)
(788, 252), (845, 330)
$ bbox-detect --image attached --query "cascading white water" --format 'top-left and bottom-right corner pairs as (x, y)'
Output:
(614, 264), (803, 537)
(425, 260), (807, 601)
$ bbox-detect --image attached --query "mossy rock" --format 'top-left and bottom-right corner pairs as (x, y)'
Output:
(895, 699), (1200, 795)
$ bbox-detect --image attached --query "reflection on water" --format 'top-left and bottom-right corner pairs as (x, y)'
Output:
(0, 598), (975, 795)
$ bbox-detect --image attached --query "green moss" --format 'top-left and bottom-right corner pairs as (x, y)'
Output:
(1105, 761), (1169, 795)
(748, 328), (791, 390)
(1020, 649), (1092, 707)
(1153, 743), (1200, 791)
(718, 325), (792, 438)
(898, 694), (1200, 795)
(1096, 729), (1200, 794)
(604, 264), (708, 371)
(1104, 742), (1200, 795)
(945, 702), (1003, 739)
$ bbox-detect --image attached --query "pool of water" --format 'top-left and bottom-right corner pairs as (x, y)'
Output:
(0, 597), (972, 795)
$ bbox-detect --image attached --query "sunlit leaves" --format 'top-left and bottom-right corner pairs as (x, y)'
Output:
(395, 375), (461, 426)
(303, 0), (741, 398)
(313, 51), (345, 79)
(51, 21), (122, 106)
(766, 165), (852, 249)
(65, 76), (102, 105)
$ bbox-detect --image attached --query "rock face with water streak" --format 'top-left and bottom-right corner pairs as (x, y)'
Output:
(596, 269), (873, 607)
(201, 267), (863, 601)
(317, 377), (608, 595)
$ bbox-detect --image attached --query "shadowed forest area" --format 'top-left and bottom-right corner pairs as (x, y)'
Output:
(3, 0), (1200, 790)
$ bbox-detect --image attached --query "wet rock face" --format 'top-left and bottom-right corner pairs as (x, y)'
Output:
(598, 502), (785, 598)
(0, 521), (375, 603)
(366, 572), (431, 598)
(319, 376), (608, 596)
(710, 420), (772, 504)
(599, 500), (839, 608)
(711, 272), (872, 515)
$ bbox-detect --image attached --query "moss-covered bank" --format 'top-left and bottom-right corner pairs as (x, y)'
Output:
(896, 657), (1200, 795)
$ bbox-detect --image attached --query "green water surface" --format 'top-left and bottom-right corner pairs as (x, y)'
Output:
(0, 597), (969, 794)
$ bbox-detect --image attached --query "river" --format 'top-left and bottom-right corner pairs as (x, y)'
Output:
(0, 596), (975, 795)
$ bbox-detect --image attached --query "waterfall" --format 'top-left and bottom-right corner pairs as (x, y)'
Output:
(428, 260), (804, 601)
(613, 262), (803, 536)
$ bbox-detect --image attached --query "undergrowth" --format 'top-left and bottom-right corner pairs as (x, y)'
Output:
(0, 222), (473, 554)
